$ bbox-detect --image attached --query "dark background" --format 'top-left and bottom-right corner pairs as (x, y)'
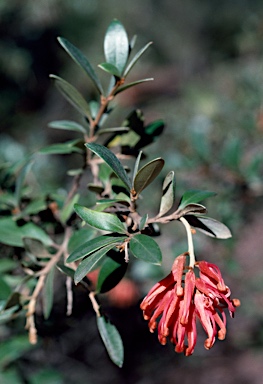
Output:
(1, 1), (263, 383)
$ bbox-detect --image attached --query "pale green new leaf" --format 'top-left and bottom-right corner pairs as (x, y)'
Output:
(104, 19), (129, 74)
(98, 62), (121, 78)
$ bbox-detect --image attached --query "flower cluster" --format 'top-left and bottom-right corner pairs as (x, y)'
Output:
(140, 253), (240, 356)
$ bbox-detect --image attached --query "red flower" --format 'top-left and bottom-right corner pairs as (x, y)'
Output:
(140, 253), (240, 356)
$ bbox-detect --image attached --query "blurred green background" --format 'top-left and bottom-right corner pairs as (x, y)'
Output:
(1, 0), (263, 383)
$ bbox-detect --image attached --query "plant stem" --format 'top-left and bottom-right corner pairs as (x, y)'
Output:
(180, 217), (196, 268)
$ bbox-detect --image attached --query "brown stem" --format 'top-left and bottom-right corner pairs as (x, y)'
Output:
(25, 227), (72, 344)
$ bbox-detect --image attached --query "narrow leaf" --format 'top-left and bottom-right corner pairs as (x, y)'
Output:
(57, 37), (103, 94)
(114, 78), (154, 95)
(74, 204), (127, 234)
(39, 140), (83, 155)
(43, 266), (55, 320)
(158, 171), (175, 217)
(98, 127), (129, 136)
(50, 75), (91, 119)
(85, 143), (132, 190)
(132, 151), (142, 185)
(130, 234), (162, 264)
(178, 190), (216, 210)
(0, 306), (20, 325)
(68, 227), (97, 254)
(176, 203), (207, 217)
(48, 120), (86, 134)
(0, 218), (52, 247)
(133, 158), (164, 195)
(104, 19), (129, 74)
(98, 62), (121, 78)
(124, 41), (153, 77)
(74, 243), (118, 283)
(15, 159), (34, 206)
(67, 235), (125, 263)
(97, 315), (124, 367)
(139, 214), (148, 231)
(60, 193), (80, 224)
(185, 215), (232, 239)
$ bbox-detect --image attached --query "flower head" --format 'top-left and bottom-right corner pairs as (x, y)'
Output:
(140, 253), (240, 356)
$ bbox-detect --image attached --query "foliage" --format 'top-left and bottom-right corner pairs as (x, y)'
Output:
(0, 18), (247, 370)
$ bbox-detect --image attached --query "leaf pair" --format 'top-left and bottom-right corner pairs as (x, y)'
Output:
(86, 142), (164, 198)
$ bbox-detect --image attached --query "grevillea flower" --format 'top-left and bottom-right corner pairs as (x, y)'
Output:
(140, 253), (240, 356)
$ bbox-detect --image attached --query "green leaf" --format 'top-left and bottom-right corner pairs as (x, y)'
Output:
(178, 190), (216, 210)
(74, 243), (119, 283)
(39, 140), (84, 155)
(124, 41), (153, 77)
(68, 227), (97, 254)
(0, 305), (19, 326)
(133, 158), (164, 195)
(130, 234), (162, 264)
(67, 235), (125, 263)
(0, 278), (11, 301)
(176, 203), (207, 217)
(185, 215), (232, 239)
(0, 335), (34, 368)
(74, 204), (127, 234)
(97, 315), (124, 367)
(56, 262), (75, 280)
(132, 151), (142, 185)
(57, 37), (103, 94)
(114, 78), (154, 95)
(94, 198), (129, 212)
(50, 75), (91, 119)
(97, 255), (127, 293)
(15, 159), (34, 206)
(43, 266), (55, 320)
(98, 62), (121, 78)
(85, 143), (132, 190)
(22, 223), (53, 247)
(158, 171), (175, 217)
(98, 127), (129, 136)
(48, 120), (86, 134)
(0, 259), (18, 274)
(19, 198), (47, 217)
(139, 214), (148, 231)
(23, 238), (51, 258)
(60, 193), (80, 224)
(0, 218), (53, 247)
(104, 19), (129, 74)
(145, 120), (165, 136)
